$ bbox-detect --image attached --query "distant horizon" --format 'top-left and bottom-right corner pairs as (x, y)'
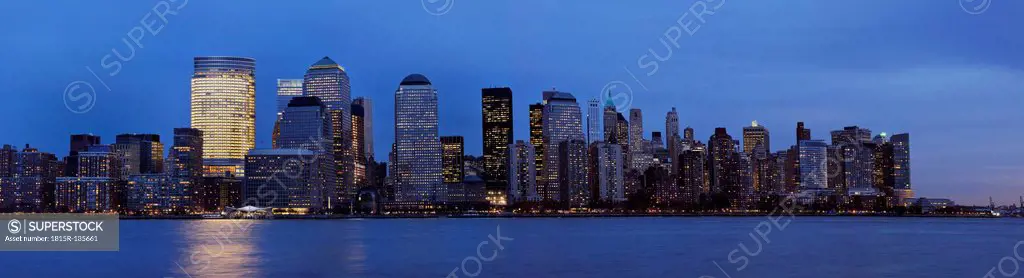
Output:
(1, 1), (1021, 206)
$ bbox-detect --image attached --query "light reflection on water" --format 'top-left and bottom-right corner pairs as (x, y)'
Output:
(169, 220), (267, 277)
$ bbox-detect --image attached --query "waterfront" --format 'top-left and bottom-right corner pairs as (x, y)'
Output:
(2, 217), (1021, 277)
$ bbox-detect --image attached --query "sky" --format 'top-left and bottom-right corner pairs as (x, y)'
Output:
(0, 0), (1021, 205)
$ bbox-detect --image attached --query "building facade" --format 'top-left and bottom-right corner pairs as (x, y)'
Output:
(441, 136), (465, 184)
(303, 56), (353, 206)
(393, 74), (444, 203)
(508, 140), (539, 203)
(190, 56), (256, 177)
(481, 87), (514, 201)
(542, 91), (584, 202)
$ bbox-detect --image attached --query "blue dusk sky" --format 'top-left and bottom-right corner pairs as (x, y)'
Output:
(0, 1), (1021, 205)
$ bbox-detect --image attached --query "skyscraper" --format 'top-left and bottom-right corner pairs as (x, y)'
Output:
(351, 101), (368, 189)
(6, 145), (60, 212)
(542, 91), (583, 202)
(394, 74), (443, 203)
(559, 139), (589, 207)
(743, 121), (770, 156)
(508, 140), (539, 203)
(441, 136), (465, 184)
(303, 56), (353, 205)
(891, 133), (912, 201)
(273, 79), (303, 148)
(277, 96), (337, 209)
(169, 128), (203, 212)
(603, 105), (618, 143)
(628, 108), (651, 171)
(798, 140), (828, 190)
(707, 128), (736, 195)
(678, 146), (707, 206)
(589, 142), (624, 203)
(481, 87), (514, 200)
(587, 98), (601, 144)
(353, 97), (374, 159)
(666, 107), (680, 139)
(190, 56), (255, 177)
(529, 103), (545, 187)
(0, 144), (15, 178)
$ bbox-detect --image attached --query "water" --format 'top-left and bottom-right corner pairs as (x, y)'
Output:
(3, 217), (1022, 277)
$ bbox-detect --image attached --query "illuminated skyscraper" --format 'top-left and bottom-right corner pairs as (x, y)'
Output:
(394, 74), (443, 203)
(743, 121), (770, 156)
(587, 98), (601, 144)
(278, 96), (337, 209)
(799, 140), (828, 190)
(169, 128), (203, 211)
(541, 91), (583, 202)
(589, 142), (624, 203)
(273, 79), (303, 148)
(559, 139), (589, 207)
(481, 87), (513, 199)
(891, 133), (912, 201)
(508, 140), (539, 203)
(190, 56), (255, 177)
(441, 136), (465, 184)
(303, 56), (353, 205)
(529, 103), (545, 185)
(351, 101), (367, 188)
(628, 108), (651, 171)
(666, 107), (680, 139)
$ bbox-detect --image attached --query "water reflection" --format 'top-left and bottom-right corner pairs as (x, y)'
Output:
(343, 220), (368, 275)
(168, 220), (267, 277)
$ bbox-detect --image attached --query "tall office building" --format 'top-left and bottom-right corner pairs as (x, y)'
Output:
(684, 127), (695, 143)
(628, 109), (649, 171)
(587, 98), (601, 144)
(678, 146), (707, 206)
(529, 103), (545, 187)
(743, 121), (770, 156)
(891, 133), (912, 200)
(190, 56), (255, 177)
(303, 56), (353, 205)
(394, 74), (443, 203)
(615, 114), (629, 163)
(481, 87), (514, 198)
(352, 98), (374, 159)
(169, 128), (203, 212)
(273, 79), (304, 148)
(441, 136), (465, 184)
(559, 139), (589, 207)
(603, 105), (618, 143)
(351, 101), (368, 189)
(508, 140), (538, 203)
(277, 96), (337, 209)
(707, 128), (736, 194)
(830, 126), (875, 195)
(541, 91), (584, 202)
(65, 134), (101, 176)
(666, 107), (680, 139)
(798, 140), (828, 190)
(114, 134), (164, 174)
(589, 142), (624, 203)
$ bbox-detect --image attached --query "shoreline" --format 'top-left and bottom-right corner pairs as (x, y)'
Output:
(115, 213), (1010, 220)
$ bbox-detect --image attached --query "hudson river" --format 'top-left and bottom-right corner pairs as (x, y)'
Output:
(3, 217), (1022, 277)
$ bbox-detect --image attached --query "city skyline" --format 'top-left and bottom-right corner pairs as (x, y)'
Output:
(1, 1), (1021, 205)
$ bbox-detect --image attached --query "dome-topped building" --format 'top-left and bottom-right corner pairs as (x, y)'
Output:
(400, 74), (432, 86)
